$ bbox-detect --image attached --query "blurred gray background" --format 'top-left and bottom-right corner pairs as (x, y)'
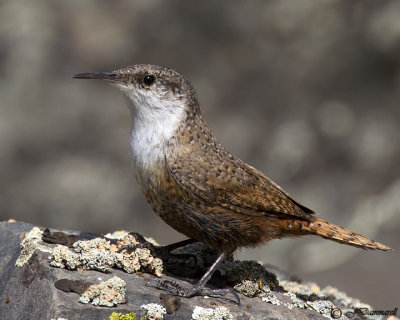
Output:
(1, 0), (399, 309)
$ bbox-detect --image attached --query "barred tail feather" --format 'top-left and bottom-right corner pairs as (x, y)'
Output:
(280, 218), (392, 251)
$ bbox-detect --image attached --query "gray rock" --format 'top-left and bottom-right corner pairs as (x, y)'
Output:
(0, 221), (367, 320)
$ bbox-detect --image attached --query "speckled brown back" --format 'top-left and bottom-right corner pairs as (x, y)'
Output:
(167, 110), (315, 219)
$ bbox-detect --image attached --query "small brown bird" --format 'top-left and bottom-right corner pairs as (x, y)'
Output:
(74, 64), (391, 300)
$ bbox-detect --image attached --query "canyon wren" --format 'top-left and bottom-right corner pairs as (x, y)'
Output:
(74, 64), (391, 300)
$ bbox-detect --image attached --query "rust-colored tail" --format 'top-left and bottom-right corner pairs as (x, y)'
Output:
(280, 218), (392, 251)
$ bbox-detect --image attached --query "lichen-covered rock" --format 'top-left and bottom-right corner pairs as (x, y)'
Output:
(191, 306), (233, 320)
(0, 222), (387, 320)
(173, 242), (279, 297)
(306, 300), (336, 319)
(261, 292), (282, 306)
(49, 233), (163, 277)
(15, 227), (52, 267)
(219, 259), (279, 297)
(79, 276), (126, 307)
(140, 303), (166, 319)
(278, 278), (376, 317)
(109, 312), (137, 320)
(50, 244), (82, 269)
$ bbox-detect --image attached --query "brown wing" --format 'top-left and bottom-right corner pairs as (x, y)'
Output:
(166, 140), (315, 221)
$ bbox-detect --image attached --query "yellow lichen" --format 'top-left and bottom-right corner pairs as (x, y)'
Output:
(109, 312), (137, 320)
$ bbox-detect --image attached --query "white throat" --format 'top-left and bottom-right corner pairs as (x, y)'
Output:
(125, 89), (186, 171)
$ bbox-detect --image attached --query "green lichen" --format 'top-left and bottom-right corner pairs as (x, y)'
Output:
(109, 312), (137, 320)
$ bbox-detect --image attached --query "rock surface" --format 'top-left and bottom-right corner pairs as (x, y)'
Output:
(0, 221), (390, 320)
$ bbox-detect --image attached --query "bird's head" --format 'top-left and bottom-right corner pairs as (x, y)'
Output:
(74, 64), (199, 117)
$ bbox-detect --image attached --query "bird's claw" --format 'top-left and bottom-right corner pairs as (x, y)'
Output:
(145, 279), (240, 304)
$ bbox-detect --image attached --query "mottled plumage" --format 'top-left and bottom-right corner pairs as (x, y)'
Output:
(74, 64), (391, 300)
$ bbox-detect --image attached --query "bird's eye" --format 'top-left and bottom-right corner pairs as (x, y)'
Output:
(143, 75), (156, 86)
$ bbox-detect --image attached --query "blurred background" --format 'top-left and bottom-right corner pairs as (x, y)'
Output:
(1, 0), (399, 309)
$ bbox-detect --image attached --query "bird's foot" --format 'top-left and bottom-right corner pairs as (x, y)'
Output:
(146, 279), (240, 304)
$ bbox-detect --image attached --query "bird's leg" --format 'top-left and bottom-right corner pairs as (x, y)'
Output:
(157, 238), (197, 257)
(146, 252), (240, 304)
(119, 233), (197, 261)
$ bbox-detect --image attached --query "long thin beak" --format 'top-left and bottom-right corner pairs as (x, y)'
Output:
(73, 72), (119, 82)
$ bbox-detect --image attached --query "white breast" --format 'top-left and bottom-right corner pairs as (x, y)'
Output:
(126, 90), (186, 172)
